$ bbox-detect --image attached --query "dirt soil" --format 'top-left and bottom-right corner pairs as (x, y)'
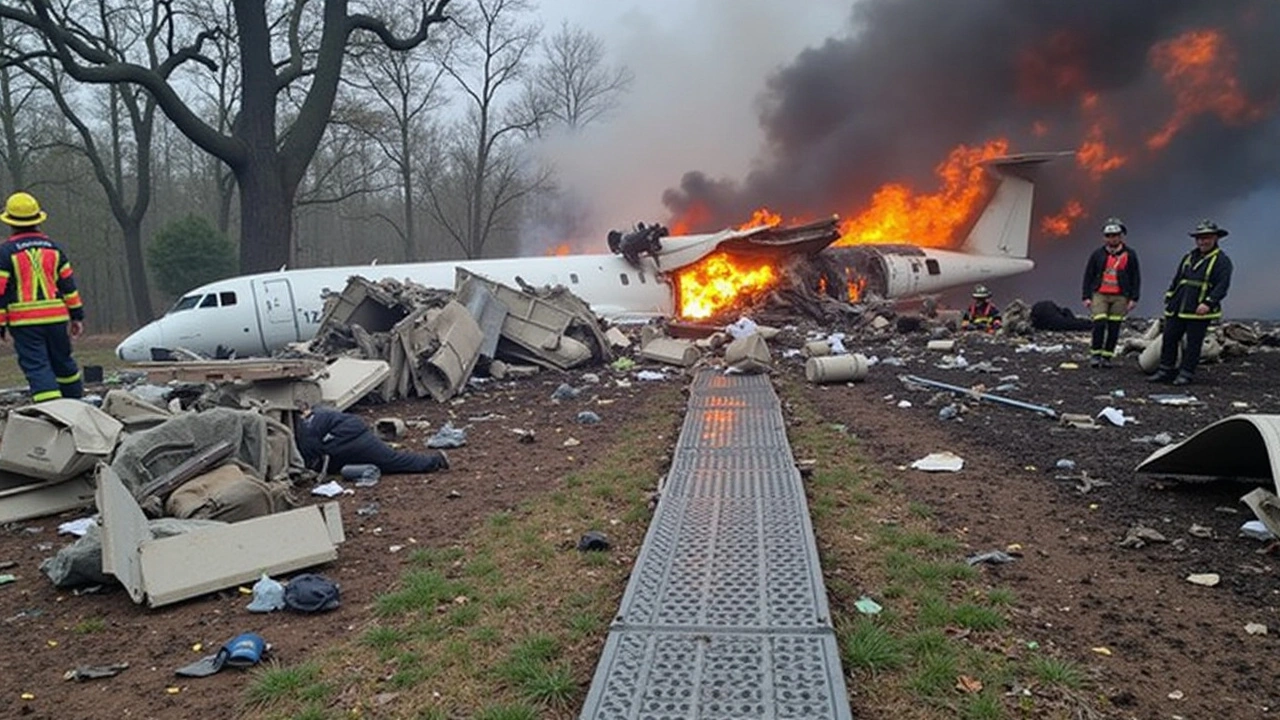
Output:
(2, 322), (1278, 719)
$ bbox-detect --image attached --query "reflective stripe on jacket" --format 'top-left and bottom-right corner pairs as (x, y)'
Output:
(0, 232), (84, 326)
(1163, 247), (1232, 320)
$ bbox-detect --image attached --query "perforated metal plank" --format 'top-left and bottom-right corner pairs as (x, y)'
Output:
(677, 407), (789, 450)
(666, 448), (798, 477)
(689, 371), (775, 395)
(615, 495), (830, 630)
(661, 469), (801, 499)
(580, 630), (852, 720)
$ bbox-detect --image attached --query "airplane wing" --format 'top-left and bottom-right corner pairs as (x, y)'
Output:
(652, 216), (841, 272)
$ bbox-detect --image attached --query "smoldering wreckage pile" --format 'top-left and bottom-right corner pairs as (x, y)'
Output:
(3, 266), (1280, 680)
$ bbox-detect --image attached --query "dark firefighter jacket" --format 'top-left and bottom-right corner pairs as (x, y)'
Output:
(0, 231), (84, 327)
(1164, 247), (1232, 320)
(1082, 243), (1141, 301)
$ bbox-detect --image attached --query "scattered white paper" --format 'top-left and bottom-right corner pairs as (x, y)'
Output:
(634, 370), (666, 381)
(1097, 406), (1135, 427)
(910, 451), (964, 472)
(896, 400), (913, 408)
(311, 480), (349, 498)
(1240, 520), (1275, 541)
(1015, 343), (1066, 354)
(57, 517), (97, 537)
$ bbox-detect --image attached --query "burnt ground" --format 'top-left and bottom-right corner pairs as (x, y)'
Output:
(1, 321), (1278, 719)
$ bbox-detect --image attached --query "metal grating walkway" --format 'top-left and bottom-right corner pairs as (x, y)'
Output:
(579, 371), (853, 720)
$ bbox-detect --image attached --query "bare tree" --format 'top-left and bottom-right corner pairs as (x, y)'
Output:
(428, 0), (551, 259)
(341, 20), (449, 260)
(0, 0), (451, 274)
(1, 6), (160, 323)
(530, 21), (633, 132)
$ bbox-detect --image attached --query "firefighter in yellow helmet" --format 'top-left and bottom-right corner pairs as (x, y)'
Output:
(0, 192), (86, 402)
(961, 284), (1002, 331)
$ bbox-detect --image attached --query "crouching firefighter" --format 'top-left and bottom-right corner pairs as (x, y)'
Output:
(0, 192), (85, 402)
(961, 285), (1002, 332)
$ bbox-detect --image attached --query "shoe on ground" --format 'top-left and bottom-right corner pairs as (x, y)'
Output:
(1171, 375), (1193, 386)
(1147, 371), (1175, 383)
(1100, 358), (1113, 368)
(1089, 357), (1101, 368)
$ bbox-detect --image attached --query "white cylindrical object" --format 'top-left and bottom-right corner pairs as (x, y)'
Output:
(1139, 335), (1164, 372)
(805, 354), (869, 384)
(802, 340), (832, 358)
(926, 339), (955, 351)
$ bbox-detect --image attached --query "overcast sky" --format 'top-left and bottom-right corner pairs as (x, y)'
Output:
(531, 1), (853, 232)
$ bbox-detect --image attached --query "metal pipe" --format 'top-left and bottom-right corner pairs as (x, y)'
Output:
(902, 374), (1058, 418)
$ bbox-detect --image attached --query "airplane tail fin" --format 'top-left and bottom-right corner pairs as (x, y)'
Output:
(960, 152), (1070, 258)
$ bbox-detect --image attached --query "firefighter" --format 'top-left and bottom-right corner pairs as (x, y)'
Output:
(1148, 219), (1233, 386)
(1081, 217), (1141, 367)
(0, 192), (85, 402)
(961, 285), (1002, 331)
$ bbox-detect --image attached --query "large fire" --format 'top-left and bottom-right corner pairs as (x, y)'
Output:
(677, 252), (777, 320)
(835, 139), (1009, 248)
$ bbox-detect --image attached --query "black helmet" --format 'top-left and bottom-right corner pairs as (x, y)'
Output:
(1101, 217), (1127, 235)
(1189, 219), (1228, 238)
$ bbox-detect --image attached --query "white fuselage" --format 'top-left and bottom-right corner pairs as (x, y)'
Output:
(115, 253), (672, 361)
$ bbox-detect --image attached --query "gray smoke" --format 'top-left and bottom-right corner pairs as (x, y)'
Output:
(662, 0), (1280, 242)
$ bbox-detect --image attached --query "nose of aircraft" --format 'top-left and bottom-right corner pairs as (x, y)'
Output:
(116, 322), (164, 361)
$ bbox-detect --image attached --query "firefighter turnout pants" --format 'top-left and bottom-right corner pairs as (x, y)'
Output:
(1089, 292), (1130, 359)
(11, 323), (82, 402)
(1157, 315), (1211, 380)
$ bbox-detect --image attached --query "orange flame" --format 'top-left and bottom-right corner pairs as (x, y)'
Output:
(1147, 29), (1264, 150)
(835, 139), (1009, 248)
(545, 243), (571, 256)
(676, 252), (777, 320)
(737, 207), (782, 230)
(669, 201), (712, 236)
(1041, 198), (1085, 236)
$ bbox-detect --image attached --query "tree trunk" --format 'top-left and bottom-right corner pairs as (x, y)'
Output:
(120, 221), (154, 323)
(237, 160), (293, 271)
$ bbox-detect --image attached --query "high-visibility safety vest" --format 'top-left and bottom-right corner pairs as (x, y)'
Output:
(0, 232), (84, 327)
(1099, 250), (1128, 294)
(1164, 247), (1230, 320)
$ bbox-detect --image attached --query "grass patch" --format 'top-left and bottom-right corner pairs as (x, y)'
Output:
(474, 705), (539, 720)
(840, 619), (905, 672)
(951, 603), (1006, 631)
(1026, 654), (1086, 689)
(72, 618), (106, 634)
(245, 662), (328, 707)
(374, 570), (469, 617)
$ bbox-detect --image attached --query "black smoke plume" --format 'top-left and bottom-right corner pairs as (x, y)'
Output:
(662, 0), (1280, 246)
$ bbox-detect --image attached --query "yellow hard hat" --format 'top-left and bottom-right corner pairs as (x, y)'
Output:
(0, 192), (47, 227)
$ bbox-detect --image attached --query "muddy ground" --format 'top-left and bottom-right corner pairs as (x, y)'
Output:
(1, 319), (1277, 719)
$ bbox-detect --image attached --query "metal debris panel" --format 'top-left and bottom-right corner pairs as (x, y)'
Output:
(580, 370), (852, 720)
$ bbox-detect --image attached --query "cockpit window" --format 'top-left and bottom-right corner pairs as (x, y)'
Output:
(199, 294), (218, 308)
(170, 295), (202, 313)
(220, 291), (237, 306)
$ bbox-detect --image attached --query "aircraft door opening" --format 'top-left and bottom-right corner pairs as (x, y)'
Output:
(257, 278), (301, 349)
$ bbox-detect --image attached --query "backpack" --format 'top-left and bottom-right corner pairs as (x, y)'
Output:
(165, 462), (293, 522)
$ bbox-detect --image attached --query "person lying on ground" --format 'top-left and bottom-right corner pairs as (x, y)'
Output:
(294, 403), (449, 475)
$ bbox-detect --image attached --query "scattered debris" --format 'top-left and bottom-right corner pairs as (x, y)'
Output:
(910, 452), (964, 472)
(965, 550), (1017, 566)
(854, 596), (883, 615)
(64, 663), (129, 681)
(902, 374), (1056, 418)
(1119, 524), (1169, 548)
(576, 531), (610, 552)
(1185, 573), (1220, 587)
(1244, 623), (1268, 636)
